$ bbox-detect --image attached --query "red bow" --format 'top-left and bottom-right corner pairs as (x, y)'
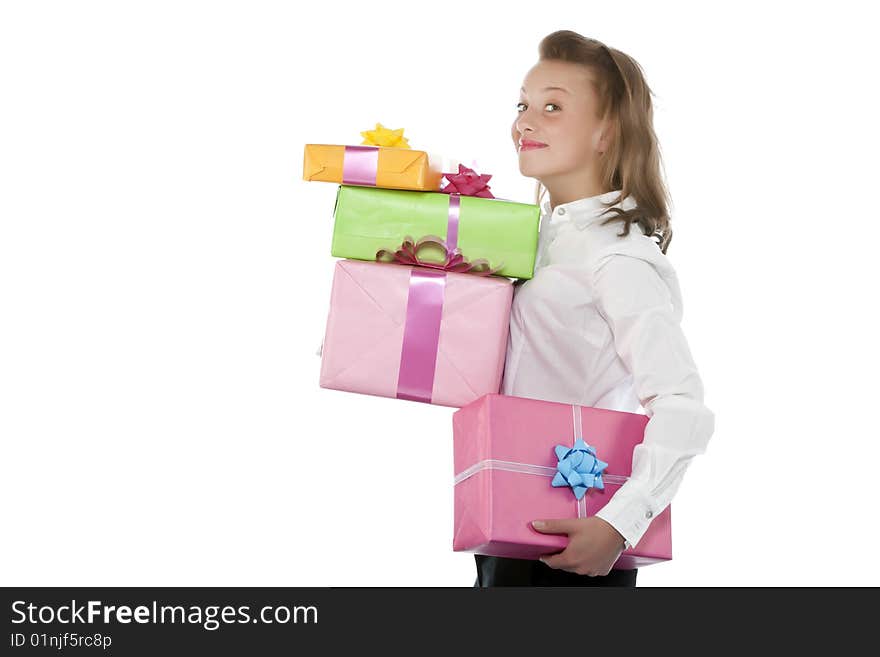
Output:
(440, 164), (495, 198)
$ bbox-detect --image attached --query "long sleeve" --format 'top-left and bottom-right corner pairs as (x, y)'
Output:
(589, 249), (715, 550)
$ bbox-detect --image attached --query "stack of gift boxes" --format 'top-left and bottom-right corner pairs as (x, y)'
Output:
(303, 123), (672, 569)
(304, 123), (540, 407)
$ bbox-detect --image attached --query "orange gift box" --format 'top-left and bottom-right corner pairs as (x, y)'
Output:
(302, 144), (443, 191)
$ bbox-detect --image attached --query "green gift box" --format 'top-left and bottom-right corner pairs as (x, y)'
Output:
(330, 185), (541, 280)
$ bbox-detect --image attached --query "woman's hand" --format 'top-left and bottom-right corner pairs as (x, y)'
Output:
(531, 517), (627, 576)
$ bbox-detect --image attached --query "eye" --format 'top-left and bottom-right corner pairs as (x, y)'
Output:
(516, 102), (560, 113)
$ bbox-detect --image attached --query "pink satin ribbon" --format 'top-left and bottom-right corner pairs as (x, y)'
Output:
(395, 269), (446, 403)
(378, 193), (502, 403)
(342, 146), (379, 186)
(446, 193), (460, 250)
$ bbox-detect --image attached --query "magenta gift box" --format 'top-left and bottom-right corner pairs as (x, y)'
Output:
(452, 393), (672, 569)
(319, 259), (513, 408)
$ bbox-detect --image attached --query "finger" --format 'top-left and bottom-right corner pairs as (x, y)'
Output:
(538, 551), (570, 570)
(531, 518), (576, 534)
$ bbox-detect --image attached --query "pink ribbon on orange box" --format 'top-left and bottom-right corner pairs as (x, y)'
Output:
(341, 123), (411, 186)
(342, 145), (381, 186)
(373, 192), (505, 404)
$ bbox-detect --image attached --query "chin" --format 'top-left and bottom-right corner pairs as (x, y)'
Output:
(517, 157), (542, 175)
(518, 163), (551, 179)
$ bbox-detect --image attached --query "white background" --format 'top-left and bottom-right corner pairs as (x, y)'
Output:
(2, 1), (878, 586)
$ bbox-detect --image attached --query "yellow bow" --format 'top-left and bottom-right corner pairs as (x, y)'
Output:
(360, 122), (410, 149)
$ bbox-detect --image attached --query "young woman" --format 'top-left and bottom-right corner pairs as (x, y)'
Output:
(474, 30), (715, 587)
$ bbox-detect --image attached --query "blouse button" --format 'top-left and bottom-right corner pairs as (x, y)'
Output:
(645, 510), (653, 519)
(557, 208), (566, 215)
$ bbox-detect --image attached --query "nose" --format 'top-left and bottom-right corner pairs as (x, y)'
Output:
(515, 117), (534, 137)
(515, 108), (535, 137)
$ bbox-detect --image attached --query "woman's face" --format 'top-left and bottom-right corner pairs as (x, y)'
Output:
(511, 59), (610, 183)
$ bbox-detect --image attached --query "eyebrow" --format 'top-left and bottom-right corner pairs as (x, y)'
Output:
(520, 86), (570, 94)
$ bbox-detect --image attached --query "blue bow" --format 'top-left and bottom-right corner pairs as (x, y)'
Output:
(552, 438), (609, 500)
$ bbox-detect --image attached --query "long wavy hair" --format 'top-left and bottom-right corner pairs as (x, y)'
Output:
(533, 31), (673, 253)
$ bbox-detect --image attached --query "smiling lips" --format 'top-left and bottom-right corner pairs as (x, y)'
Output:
(519, 139), (548, 151)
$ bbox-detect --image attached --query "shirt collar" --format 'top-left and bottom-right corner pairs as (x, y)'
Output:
(542, 189), (637, 230)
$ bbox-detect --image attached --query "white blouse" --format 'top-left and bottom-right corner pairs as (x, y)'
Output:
(501, 189), (715, 550)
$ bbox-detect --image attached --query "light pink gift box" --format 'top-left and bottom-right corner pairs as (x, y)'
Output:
(319, 259), (513, 408)
(453, 393), (672, 569)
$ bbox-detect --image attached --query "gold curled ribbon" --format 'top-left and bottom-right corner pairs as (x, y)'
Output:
(375, 235), (503, 276)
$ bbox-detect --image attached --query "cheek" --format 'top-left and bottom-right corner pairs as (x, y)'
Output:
(558, 123), (597, 160)
(555, 116), (587, 139)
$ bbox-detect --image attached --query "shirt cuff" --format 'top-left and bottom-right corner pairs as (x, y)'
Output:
(594, 481), (658, 550)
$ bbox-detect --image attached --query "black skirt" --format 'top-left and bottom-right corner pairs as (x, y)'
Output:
(474, 554), (637, 587)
